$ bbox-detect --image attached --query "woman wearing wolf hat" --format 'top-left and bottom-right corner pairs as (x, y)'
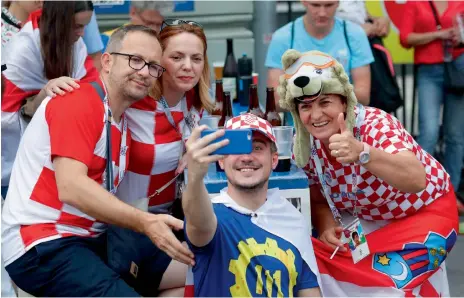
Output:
(279, 50), (458, 296)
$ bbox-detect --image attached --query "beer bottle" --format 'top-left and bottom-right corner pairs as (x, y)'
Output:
(222, 38), (238, 103)
(247, 84), (265, 119)
(264, 87), (282, 126)
(219, 91), (233, 127)
(212, 80), (224, 116)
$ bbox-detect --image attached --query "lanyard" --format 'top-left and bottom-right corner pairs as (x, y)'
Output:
(146, 96), (197, 198)
(94, 81), (128, 194)
(158, 96), (195, 139)
(311, 105), (365, 225)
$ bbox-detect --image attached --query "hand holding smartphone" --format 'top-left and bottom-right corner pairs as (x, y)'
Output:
(200, 129), (252, 155)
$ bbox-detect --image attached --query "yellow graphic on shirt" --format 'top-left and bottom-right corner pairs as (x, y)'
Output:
(229, 237), (298, 297)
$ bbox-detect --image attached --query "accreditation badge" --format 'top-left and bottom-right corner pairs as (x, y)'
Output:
(342, 218), (370, 264)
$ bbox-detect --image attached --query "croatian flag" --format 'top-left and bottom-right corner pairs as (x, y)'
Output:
(184, 267), (194, 297)
(314, 191), (458, 297)
(1, 9), (98, 187)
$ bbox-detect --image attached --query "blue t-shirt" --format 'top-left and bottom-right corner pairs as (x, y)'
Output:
(265, 16), (373, 78)
(83, 11), (103, 55)
(265, 16), (373, 127)
(186, 204), (319, 297)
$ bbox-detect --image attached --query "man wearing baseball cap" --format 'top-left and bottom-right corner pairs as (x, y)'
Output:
(182, 113), (322, 297)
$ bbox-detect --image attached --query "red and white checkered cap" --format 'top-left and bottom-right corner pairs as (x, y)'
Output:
(225, 113), (276, 144)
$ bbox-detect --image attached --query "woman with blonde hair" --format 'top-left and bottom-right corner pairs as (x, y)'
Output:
(106, 20), (214, 297)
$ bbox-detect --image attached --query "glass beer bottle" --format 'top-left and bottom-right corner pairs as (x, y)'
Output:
(212, 80), (224, 116)
(264, 87), (282, 126)
(247, 84), (265, 119)
(219, 91), (233, 127)
(222, 38), (238, 102)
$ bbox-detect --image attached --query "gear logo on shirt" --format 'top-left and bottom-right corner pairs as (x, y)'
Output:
(229, 237), (298, 297)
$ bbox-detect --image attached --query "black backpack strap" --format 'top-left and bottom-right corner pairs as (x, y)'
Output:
(90, 81), (112, 192)
(1, 11), (21, 29)
(428, 1), (442, 30)
(343, 20), (352, 71)
(290, 20), (295, 49)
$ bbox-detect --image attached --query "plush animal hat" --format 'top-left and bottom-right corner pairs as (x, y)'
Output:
(277, 50), (358, 168)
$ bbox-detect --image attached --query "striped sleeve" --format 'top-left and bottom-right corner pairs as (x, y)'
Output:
(46, 85), (104, 167)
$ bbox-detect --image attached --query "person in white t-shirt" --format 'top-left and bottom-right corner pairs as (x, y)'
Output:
(336, 0), (390, 38)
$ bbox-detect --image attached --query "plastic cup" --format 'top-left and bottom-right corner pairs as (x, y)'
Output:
(213, 62), (224, 80)
(272, 126), (294, 172)
(199, 116), (220, 129)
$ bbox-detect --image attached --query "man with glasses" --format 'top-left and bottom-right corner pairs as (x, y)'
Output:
(2, 24), (189, 297)
(101, 1), (173, 51)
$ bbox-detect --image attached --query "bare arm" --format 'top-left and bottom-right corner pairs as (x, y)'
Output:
(310, 184), (338, 235)
(183, 172), (217, 247)
(298, 287), (322, 297)
(329, 114), (427, 194)
(363, 148), (426, 194)
(183, 126), (228, 247)
(54, 157), (149, 232)
(351, 65), (371, 106)
(267, 68), (285, 112)
(406, 29), (453, 47)
(367, 16), (391, 37)
(54, 156), (195, 265)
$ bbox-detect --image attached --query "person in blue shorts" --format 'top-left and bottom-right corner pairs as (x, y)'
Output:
(182, 113), (322, 297)
(266, 0), (373, 126)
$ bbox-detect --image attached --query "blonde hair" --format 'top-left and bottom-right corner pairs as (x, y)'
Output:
(150, 23), (213, 112)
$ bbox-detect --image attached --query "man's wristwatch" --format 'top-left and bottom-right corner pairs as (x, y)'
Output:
(357, 142), (371, 165)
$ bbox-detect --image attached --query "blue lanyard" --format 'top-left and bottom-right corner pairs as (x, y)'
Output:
(91, 81), (128, 194)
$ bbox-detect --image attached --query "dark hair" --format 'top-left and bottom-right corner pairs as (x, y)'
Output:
(352, 231), (359, 238)
(106, 24), (159, 53)
(40, 1), (93, 80)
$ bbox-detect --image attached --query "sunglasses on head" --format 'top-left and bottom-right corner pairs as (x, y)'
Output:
(160, 19), (203, 32)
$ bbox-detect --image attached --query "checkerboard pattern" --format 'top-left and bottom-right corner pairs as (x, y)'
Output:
(303, 106), (451, 221)
(225, 113), (276, 143)
(116, 95), (202, 212)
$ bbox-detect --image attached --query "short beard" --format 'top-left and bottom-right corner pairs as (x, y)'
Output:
(229, 178), (267, 193)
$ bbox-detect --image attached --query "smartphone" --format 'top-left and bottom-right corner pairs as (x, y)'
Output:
(200, 129), (252, 155)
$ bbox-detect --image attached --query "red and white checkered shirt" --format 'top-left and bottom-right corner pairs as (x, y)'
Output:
(304, 106), (451, 221)
(116, 93), (202, 213)
(2, 81), (130, 266)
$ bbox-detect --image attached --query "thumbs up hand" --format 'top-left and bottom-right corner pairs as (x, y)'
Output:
(328, 113), (363, 164)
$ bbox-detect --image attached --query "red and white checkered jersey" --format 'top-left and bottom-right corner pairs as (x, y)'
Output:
(1, 81), (130, 266)
(1, 10), (98, 187)
(304, 106), (451, 221)
(116, 92), (202, 213)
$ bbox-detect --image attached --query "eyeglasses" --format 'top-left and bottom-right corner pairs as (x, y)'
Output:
(160, 19), (203, 32)
(110, 52), (166, 78)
